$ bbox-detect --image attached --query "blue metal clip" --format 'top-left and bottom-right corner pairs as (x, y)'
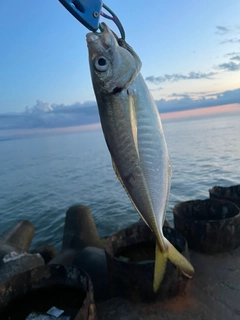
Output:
(58, 0), (103, 31)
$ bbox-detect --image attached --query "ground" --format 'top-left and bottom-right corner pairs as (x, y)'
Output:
(96, 247), (240, 320)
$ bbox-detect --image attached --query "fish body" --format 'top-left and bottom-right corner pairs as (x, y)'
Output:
(86, 23), (194, 292)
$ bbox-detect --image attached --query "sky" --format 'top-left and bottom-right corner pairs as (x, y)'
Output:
(0, 0), (240, 132)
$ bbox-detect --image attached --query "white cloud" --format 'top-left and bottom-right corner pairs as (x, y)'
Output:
(25, 100), (53, 114)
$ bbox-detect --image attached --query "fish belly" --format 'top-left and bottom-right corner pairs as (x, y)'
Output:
(97, 73), (171, 248)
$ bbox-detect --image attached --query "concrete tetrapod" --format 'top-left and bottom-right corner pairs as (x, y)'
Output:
(49, 205), (103, 266)
(49, 205), (110, 301)
(0, 220), (44, 284)
(50, 205), (104, 266)
(0, 220), (35, 259)
(62, 205), (103, 251)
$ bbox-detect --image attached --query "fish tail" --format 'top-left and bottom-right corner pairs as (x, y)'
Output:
(165, 238), (195, 278)
(153, 239), (195, 293)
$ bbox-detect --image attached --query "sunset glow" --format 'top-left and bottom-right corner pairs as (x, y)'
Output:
(1, 103), (239, 140)
(160, 103), (240, 121)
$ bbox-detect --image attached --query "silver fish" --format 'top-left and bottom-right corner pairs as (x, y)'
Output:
(86, 23), (194, 292)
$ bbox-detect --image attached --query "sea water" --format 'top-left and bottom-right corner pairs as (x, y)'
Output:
(0, 112), (239, 251)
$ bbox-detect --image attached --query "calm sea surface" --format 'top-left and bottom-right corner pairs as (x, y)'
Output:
(0, 113), (239, 251)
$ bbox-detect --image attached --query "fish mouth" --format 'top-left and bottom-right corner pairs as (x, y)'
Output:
(86, 32), (100, 43)
(86, 22), (111, 43)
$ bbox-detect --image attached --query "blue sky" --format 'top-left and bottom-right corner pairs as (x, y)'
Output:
(0, 0), (240, 130)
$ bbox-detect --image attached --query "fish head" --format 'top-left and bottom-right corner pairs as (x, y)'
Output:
(86, 23), (141, 94)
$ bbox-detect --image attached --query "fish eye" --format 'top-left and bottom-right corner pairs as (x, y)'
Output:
(94, 56), (109, 72)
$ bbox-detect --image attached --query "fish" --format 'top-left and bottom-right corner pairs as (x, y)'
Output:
(86, 22), (194, 292)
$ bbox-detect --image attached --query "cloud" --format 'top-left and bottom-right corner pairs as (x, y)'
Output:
(220, 38), (240, 45)
(0, 100), (99, 130)
(25, 100), (53, 114)
(170, 93), (189, 99)
(170, 91), (210, 98)
(218, 51), (240, 72)
(225, 51), (240, 57)
(149, 86), (163, 92)
(145, 72), (215, 84)
(1, 88), (240, 131)
(216, 25), (240, 45)
(215, 25), (231, 35)
(230, 55), (240, 61)
(156, 88), (240, 113)
(218, 61), (240, 71)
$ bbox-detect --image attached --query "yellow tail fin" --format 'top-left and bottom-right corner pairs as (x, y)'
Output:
(166, 238), (195, 278)
(153, 242), (168, 293)
(153, 239), (194, 293)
